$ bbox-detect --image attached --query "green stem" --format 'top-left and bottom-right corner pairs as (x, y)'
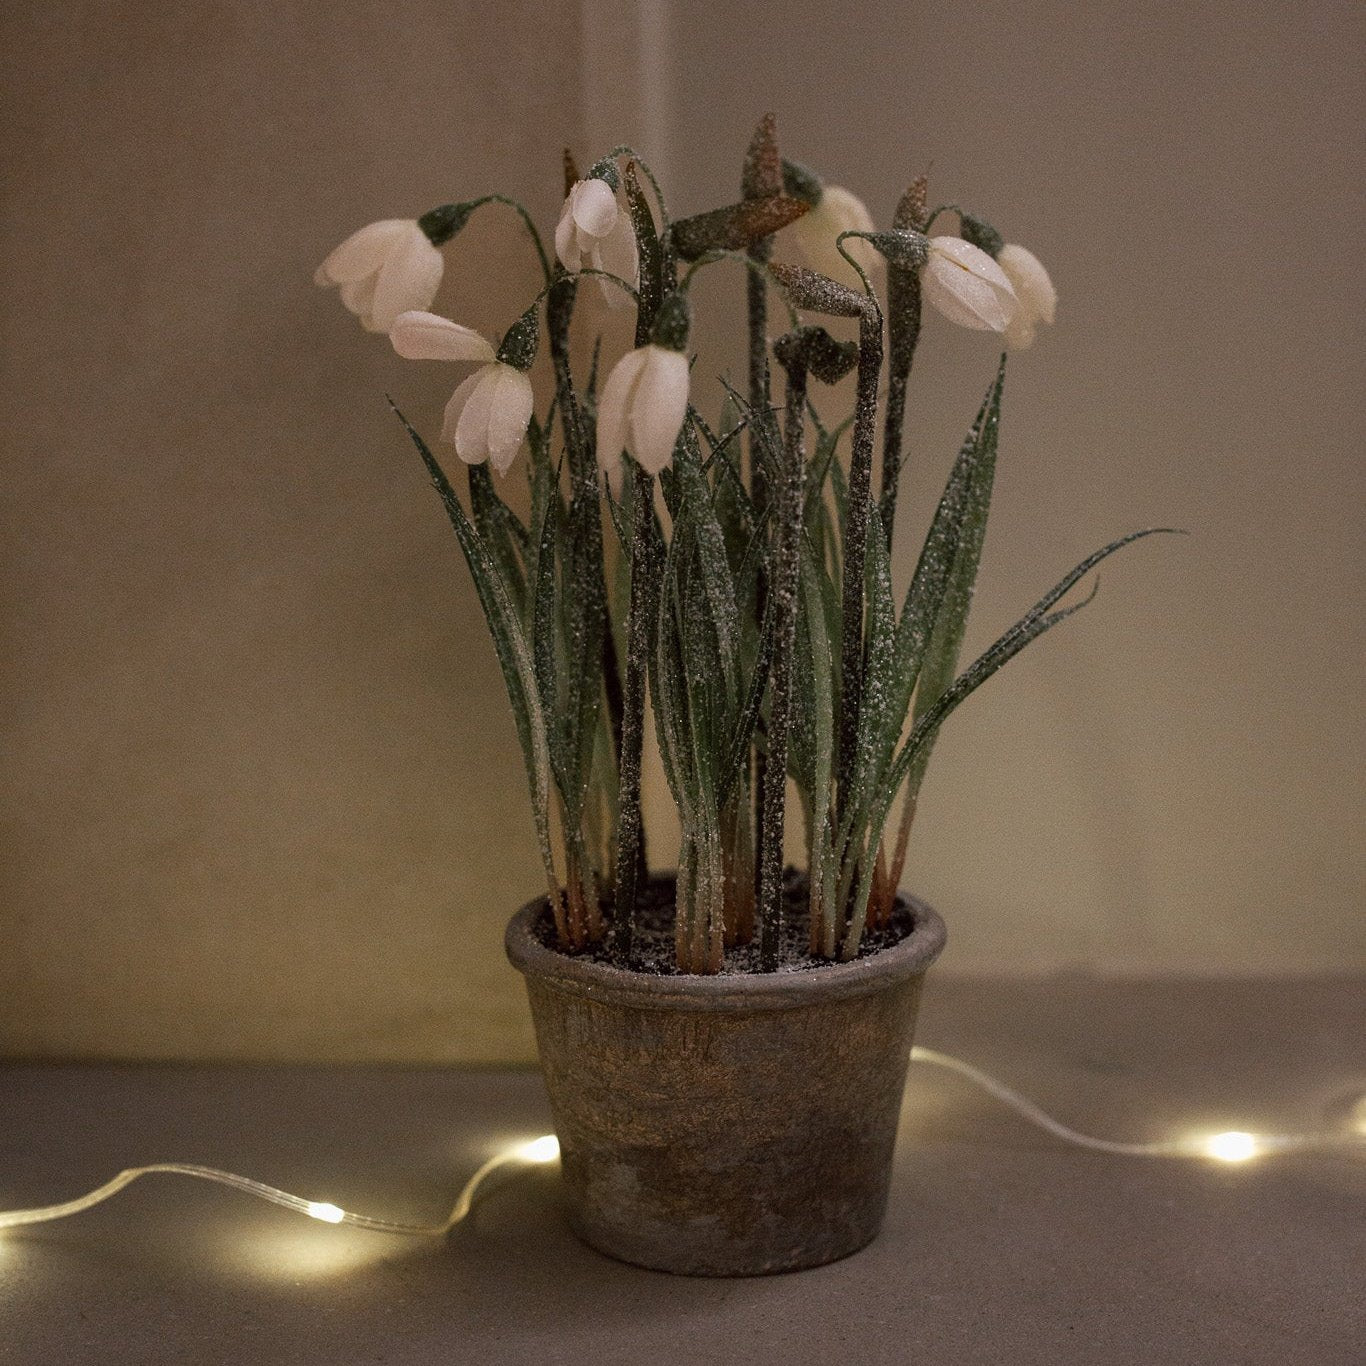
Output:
(835, 307), (884, 823)
(469, 194), (553, 283)
(878, 262), (922, 546)
(613, 464), (653, 966)
(758, 355), (809, 970)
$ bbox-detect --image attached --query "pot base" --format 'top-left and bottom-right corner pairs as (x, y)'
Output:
(507, 885), (946, 1278)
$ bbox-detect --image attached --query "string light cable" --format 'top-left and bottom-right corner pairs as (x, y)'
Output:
(1, 1050), (1361, 1237)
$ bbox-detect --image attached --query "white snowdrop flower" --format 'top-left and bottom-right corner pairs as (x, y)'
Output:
(389, 311), (534, 475)
(554, 177), (640, 309)
(920, 236), (1019, 334)
(314, 220), (444, 333)
(996, 243), (1057, 350)
(595, 344), (690, 494)
(782, 184), (879, 289)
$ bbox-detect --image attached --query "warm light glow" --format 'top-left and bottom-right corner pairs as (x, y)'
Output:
(1205, 1131), (1260, 1162)
(514, 1135), (560, 1164)
(306, 1201), (346, 1224)
(1350, 1095), (1366, 1136)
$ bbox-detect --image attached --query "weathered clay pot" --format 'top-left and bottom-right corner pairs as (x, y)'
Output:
(504, 885), (946, 1277)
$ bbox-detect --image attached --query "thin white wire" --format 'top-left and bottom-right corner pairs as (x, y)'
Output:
(907, 1047), (1352, 1158)
(0, 1149), (539, 1235)
(0, 1050), (1359, 1236)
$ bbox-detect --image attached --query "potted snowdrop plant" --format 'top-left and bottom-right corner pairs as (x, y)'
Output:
(315, 115), (1166, 1276)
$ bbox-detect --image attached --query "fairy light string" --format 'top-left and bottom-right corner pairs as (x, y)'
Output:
(1, 1052), (1359, 1237)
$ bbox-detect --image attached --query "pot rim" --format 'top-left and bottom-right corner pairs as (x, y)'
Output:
(505, 884), (946, 1013)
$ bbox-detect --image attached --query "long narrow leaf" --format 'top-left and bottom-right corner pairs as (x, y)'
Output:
(390, 401), (561, 914)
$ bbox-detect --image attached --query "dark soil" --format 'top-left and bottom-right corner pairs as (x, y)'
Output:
(532, 868), (918, 976)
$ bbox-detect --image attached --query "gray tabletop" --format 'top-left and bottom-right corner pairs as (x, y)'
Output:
(3, 975), (1363, 1365)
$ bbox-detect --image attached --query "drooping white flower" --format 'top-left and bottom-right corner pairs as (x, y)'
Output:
(314, 220), (443, 333)
(595, 344), (690, 493)
(390, 311), (534, 475)
(919, 236), (1019, 334)
(554, 178), (639, 309)
(781, 184), (879, 289)
(996, 243), (1057, 350)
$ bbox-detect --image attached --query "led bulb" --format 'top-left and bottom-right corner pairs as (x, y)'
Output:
(514, 1135), (560, 1164)
(306, 1201), (346, 1224)
(1204, 1131), (1259, 1163)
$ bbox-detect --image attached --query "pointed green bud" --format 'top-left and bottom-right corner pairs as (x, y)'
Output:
(418, 202), (477, 246)
(767, 262), (869, 318)
(959, 212), (1004, 259)
(670, 195), (809, 261)
(742, 112), (782, 199)
(893, 176), (929, 232)
(496, 304), (540, 370)
(650, 291), (691, 352)
(780, 159), (824, 207)
(864, 229), (929, 272)
(586, 157), (620, 190)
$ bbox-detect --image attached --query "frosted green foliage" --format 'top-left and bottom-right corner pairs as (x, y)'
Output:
(359, 119), (1171, 973)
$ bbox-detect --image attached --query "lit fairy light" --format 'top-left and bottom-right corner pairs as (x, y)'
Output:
(1203, 1131), (1260, 1163)
(0, 1136), (562, 1237)
(1, 1055), (1361, 1248)
(513, 1135), (560, 1164)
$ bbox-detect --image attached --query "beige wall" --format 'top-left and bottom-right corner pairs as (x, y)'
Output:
(2, 1), (1362, 1063)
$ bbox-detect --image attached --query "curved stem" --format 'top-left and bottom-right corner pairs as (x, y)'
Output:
(467, 193), (553, 283)
(834, 231), (877, 299)
(527, 266), (639, 311)
(921, 203), (964, 234)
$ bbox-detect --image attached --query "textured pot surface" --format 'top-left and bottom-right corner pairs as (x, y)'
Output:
(505, 889), (946, 1276)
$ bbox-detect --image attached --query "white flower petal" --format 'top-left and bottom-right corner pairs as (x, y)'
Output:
(441, 371), (484, 453)
(922, 237), (1017, 332)
(454, 364), (502, 464)
(390, 311), (496, 362)
(339, 274), (378, 319)
(998, 243), (1056, 327)
(1003, 313), (1037, 350)
(782, 184), (878, 288)
(629, 346), (690, 474)
(369, 228), (444, 331)
(592, 214), (640, 309)
(484, 366), (534, 474)
(554, 200), (579, 273)
(602, 450), (625, 500)
(570, 179), (618, 240)
(596, 346), (650, 474)
(316, 219), (413, 285)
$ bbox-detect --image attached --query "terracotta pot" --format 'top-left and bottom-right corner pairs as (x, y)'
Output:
(504, 882), (946, 1277)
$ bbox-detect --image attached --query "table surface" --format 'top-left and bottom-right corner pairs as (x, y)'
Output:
(3, 975), (1363, 1365)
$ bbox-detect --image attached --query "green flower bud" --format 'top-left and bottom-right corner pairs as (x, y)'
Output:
(418, 202), (477, 247)
(958, 212), (1005, 260)
(780, 158), (824, 207)
(496, 304), (540, 371)
(650, 291), (692, 352)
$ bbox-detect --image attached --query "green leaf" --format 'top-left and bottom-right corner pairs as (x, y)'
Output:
(390, 402), (561, 911)
(468, 464), (530, 619)
(914, 358), (1006, 728)
(894, 527), (1181, 822)
(624, 164), (664, 340)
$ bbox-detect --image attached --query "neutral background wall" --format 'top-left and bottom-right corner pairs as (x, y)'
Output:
(2, 0), (1362, 1063)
